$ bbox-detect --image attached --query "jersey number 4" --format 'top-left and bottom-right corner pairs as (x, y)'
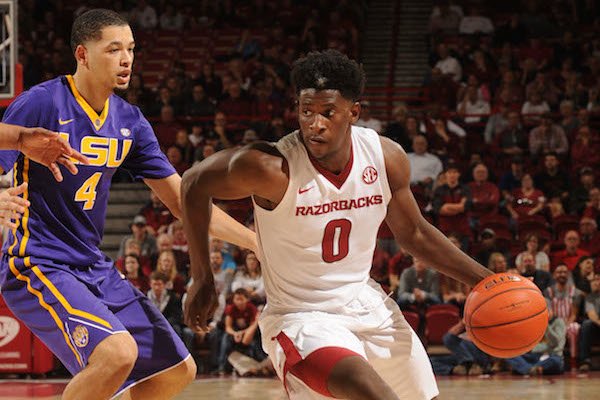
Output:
(75, 172), (102, 210)
(322, 219), (352, 263)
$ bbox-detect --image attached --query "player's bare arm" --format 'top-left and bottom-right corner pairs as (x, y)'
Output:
(144, 172), (258, 252)
(181, 142), (287, 330)
(0, 122), (89, 181)
(381, 136), (493, 287)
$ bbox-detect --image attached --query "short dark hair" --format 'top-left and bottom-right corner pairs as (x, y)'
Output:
(71, 9), (129, 52)
(150, 271), (170, 283)
(291, 49), (365, 101)
(233, 288), (249, 298)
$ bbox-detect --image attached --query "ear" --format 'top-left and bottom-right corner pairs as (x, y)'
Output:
(350, 101), (360, 123)
(74, 44), (88, 66)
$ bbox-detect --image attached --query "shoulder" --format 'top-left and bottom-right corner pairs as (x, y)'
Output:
(111, 94), (145, 123)
(230, 141), (286, 175)
(379, 136), (410, 192)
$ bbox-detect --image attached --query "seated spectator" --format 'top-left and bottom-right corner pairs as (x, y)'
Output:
(499, 156), (525, 200)
(207, 112), (232, 149)
(424, 67), (459, 110)
(494, 111), (527, 158)
(155, 250), (186, 296)
(210, 250), (234, 299)
(431, 321), (490, 376)
(529, 116), (569, 160)
(569, 167), (596, 215)
(210, 237), (237, 271)
(583, 187), (600, 224)
(493, 70), (524, 108)
(387, 248), (414, 295)
(140, 191), (175, 236)
(117, 215), (157, 259)
(383, 104), (409, 148)
(534, 152), (569, 203)
(154, 105), (185, 148)
(155, 233), (190, 277)
(185, 84), (216, 118)
(159, 4), (183, 30)
(459, 6), (494, 35)
(432, 164), (472, 241)
(166, 146), (189, 175)
(174, 129), (195, 166)
(506, 303), (565, 375)
(420, 113), (464, 160)
(521, 91), (550, 126)
(396, 257), (440, 310)
(475, 229), (504, 266)
(456, 86), (491, 124)
(468, 163), (500, 222)
(218, 81), (254, 119)
(115, 238), (152, 277)
(434, 43), (462, 82)
(483, 103), (509, 144)
(579, 217), (600, 257)
(130, 0), (157, 30)
(572, 256), (595, 294)
(552, 232), (591, 272)
(169, 220), (189, 254)
(578, 273), (600, 372)
(123, 254), (150, 293)
(558, 100), (580, 136)
(150, 87), (180, 117)
(356, 100), (383, 133)
(525, 71), (560, 108)
(429, 2), (462, 37)
(518, 252), (553, 292)
(516, 233), (550, 272)
(218, 288), (265, 375)
(147, 271), (191, 350)
(488, 252), (508, 273)
(231, 251), (265, 306)
(188, 124), (204, 148)
(545, 264), (584, 367)
(570, 126), (600, 175)
(407, 135), (443, 189)
(506, 173), (546, 221)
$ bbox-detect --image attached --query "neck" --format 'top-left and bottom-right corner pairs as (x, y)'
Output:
(308, 134), (352, 174)
(556, 281), (567, 290)
(72, 72), (112, 112)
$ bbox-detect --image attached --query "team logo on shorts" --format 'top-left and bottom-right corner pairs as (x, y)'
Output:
(120, 128), (131, 137)
(362, 166), (378, 184)
(72, 325), (89, 348)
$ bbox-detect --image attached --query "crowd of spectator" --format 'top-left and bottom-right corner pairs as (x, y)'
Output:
(6, 0), (600, 377)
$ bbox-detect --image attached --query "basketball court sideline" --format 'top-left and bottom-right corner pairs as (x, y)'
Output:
(2, 373), (600, 400)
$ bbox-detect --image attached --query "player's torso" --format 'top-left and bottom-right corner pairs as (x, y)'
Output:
(254, 127), (391, 312)
(4, 76), (138, 269)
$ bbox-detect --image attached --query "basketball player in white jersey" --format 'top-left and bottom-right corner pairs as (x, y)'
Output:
(181, 50), (493, 399)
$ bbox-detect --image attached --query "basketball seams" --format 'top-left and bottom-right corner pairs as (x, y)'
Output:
(469, 323), (547, 353)
(469, 307), (548, 329)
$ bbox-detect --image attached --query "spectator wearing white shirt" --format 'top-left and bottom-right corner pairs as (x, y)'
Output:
(522, 91), (550, 125)
(130, 0), (157, 30)
(231, 252), (265, 306)
(459, 7), (495, 35)
(457, 86), (491, 124)
(434, 43), (462, 82)
(407, 135), (443, 187)
(356, 100), (383, 133)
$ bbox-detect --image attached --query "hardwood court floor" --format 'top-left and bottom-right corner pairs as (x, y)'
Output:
(3, 372), (600, 399)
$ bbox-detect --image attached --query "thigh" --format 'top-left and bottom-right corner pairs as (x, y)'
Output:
(99, 268), (189, 395)
(0, 258), (126, 376)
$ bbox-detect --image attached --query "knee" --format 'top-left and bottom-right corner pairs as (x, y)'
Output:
(93, 333), (138, 375)
(180, 357), (197, 385)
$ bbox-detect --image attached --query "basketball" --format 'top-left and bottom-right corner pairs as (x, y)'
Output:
(464, 273), (549, 359)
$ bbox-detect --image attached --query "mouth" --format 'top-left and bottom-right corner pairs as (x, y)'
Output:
(117, 71), (131, 83)
(308, 136), (326, 145)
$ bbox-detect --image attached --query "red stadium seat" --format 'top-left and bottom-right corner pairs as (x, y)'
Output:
(425, 304), (460, 345)
(478, 214), (510, 233)
(552, 215), (580, 240)
(402, 311), (420, 333)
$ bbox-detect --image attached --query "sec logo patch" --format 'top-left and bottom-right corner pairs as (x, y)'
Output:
(362, 166), (378, 184)
(72, 325), (89, 348)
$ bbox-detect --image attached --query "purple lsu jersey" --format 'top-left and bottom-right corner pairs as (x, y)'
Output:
(0, 75), (175, 275)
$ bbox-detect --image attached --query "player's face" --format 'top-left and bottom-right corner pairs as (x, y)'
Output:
(81, 25), (135, 91)
(298, 89), (359, 162)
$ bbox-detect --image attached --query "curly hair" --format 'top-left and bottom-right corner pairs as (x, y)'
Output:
(290, 49), (365, 101)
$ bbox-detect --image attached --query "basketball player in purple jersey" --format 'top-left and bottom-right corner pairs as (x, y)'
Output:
(0, 9), (255, 400)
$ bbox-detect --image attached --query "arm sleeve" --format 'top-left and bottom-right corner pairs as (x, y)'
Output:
(121, 109), (176, 180)
(0, 87), (53, 172)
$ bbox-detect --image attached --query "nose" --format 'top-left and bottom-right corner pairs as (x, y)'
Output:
(309, 113), (326, 133)
(121, 50), (133, 67)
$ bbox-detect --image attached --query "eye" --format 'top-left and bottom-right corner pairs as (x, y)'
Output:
(109, 48), (119, 53)
(302, 109), (312, 116)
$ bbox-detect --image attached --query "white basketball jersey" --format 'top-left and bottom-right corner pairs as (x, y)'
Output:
(253, 126), (392, 313)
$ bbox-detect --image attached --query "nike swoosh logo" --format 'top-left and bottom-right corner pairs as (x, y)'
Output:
(58, 118), (74, 125)
(298, 186), (314, 195)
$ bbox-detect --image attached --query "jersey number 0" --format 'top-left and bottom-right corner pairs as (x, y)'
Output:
(322, 219), (352, 262)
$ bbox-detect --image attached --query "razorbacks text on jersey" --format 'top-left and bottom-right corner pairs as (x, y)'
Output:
(253, 126), (392, 313)
(0, 75), (175, 278)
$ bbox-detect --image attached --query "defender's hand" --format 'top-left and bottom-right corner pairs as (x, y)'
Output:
(17, 127), (89, 181)
(0, 183), (30, 229)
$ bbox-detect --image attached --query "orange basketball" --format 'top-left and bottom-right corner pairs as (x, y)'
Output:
(464, 273), (548, 358)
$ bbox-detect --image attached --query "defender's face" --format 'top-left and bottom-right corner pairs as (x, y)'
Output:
(298, 89), (359, 161)
(81, 25), (134, 91)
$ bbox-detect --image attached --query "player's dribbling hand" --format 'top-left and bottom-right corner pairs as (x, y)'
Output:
(17, 127), (90, 182)
(184, 279), (219, 332)
(0, 183), (30, 229)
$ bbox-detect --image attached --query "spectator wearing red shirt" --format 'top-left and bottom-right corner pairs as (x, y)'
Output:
(123, 254), (150, 293)
(506, 173), (546, 220)
(570, 126), (600, 176)
(583, 188), (600, 224)
(153, 105), (185, 148)
(140, 191), (175, 236)
(468, 163), (500, 222)
(166, 146), (189, 175)
(217, 288), (264, 374)
(115, 238), (153, 277)
(218, 81), (254, 118)
(433, 164), (472, 241)
(579, 217), (600, 257)
(552, 231), (591, 271)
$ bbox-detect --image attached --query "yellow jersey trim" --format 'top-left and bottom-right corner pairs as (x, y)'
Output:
(65, 75), (109, 131)
(18, 157), (30, 256)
